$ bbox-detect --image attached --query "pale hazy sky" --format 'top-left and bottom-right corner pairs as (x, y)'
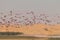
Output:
(0, 0), (60, 15)
(0, 0), (60, 24)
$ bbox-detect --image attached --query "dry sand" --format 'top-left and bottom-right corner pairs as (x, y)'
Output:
(0, 24), (60, 36)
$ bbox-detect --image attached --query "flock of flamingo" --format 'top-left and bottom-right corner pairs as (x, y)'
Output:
(0, 10), (60, 28)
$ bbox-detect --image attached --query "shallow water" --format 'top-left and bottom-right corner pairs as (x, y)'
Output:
(0, 35), (60, 40)
(0, 38), (60, 40)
